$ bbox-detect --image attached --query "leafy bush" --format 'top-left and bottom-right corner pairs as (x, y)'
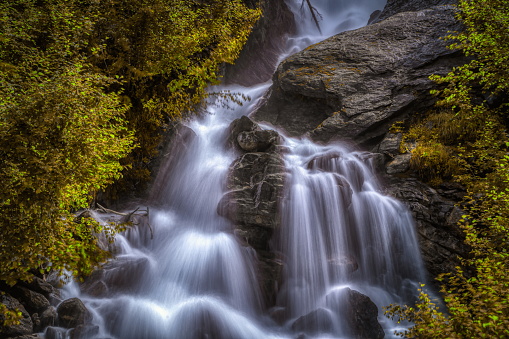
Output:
(0, 0), (260, 287)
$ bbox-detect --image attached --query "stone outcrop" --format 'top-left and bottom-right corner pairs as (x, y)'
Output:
(385, 175), (468, 279)
(253, 5), (467, 147)
(218, 116), (285, 304)
(375, 0), (458, 22)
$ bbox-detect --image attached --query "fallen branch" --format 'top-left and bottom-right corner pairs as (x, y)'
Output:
(96, 203), (153, 239)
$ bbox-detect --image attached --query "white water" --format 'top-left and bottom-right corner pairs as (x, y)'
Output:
(55, 0), (429, 338)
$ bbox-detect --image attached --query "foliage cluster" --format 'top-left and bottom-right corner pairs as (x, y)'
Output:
(386, 0), (509, 336)
(0, 0), (259, 290)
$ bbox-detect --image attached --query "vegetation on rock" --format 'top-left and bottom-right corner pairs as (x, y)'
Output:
(386, 0), (509, 336)
(0, 0), (259, 307)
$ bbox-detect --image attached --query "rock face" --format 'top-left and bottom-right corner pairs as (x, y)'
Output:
(218, 116), (285, 304)
(224, 0), (296, 86)
(386, 176), (468, 279)
(376, 0), (458, 22)
(253, 5), (466, 146)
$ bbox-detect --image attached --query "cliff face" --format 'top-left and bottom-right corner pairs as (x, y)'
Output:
(250, 0), (469, 283)
(253, 5), (465, 147)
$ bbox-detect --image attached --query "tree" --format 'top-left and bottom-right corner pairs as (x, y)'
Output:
(0, 0), (260, 286)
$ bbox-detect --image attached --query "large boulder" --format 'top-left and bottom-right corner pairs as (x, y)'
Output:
(0, 293), (33, 338)
(56, 298), (92, 329)
(253, 6), (467, 147)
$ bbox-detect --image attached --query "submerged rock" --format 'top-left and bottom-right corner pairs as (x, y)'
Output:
(325, 288), (385, 339)
(253, 6), (466, 147)
(291, 308), (336, 335)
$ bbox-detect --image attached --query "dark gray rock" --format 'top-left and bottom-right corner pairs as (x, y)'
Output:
(386, 177), (468, 279)
(253, 6), (466, 147)
(376, 0), (458, 23)
(237, 130), (280, 152)
(218, 152), (285, 237)
(374, 132), (402, 157)
(0, 293), (33, 338)
(219, 116), (286, 305)
(19, 277), (55, 299)
(12, 286), (50, 315)
(39, 306), (57, 331)
(227, 116), (280, 152)
(386, 153), (412, 174)
(56, 298), (92, 329)
(9, 334), (43, 339)
(325, 288), (384, 339)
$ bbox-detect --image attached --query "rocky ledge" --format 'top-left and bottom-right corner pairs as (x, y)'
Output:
(253, 5), (467, 147)
(218, 116), (286, 305)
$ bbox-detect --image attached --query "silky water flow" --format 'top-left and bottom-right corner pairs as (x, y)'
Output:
(57, 0), (429, 338)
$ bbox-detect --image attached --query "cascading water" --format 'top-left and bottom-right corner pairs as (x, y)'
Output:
(56, 0), (429, 338)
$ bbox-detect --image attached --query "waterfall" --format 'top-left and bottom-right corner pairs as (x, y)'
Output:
(55, 0), (429, 338)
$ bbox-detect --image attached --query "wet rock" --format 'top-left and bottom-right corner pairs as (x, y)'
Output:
(0, 293), (33, 337)
(253, 6), (467, 147)
(291, 308), (336, 335)
(44, 326), (68, 339)
(223, 0), (296, 86)
(70, 324), (100, 339)
(81, 280), (108, 297)
(219, 116), (286, 305)
(374, 132), (402, 157)
(12, 286), (50, 315)
(386, 177), (468, 279)
(237, 130), (280, 152)
(9, 334), (44, 339)
(39, 306), (57, 330)
(325, 288), (384, 339)
(227, 115), (280, 152)
(218, 152), (285, 234)
(57, 298), (92, 329)
(19, 277), (55, 299)
(386, 153), (412, 174)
